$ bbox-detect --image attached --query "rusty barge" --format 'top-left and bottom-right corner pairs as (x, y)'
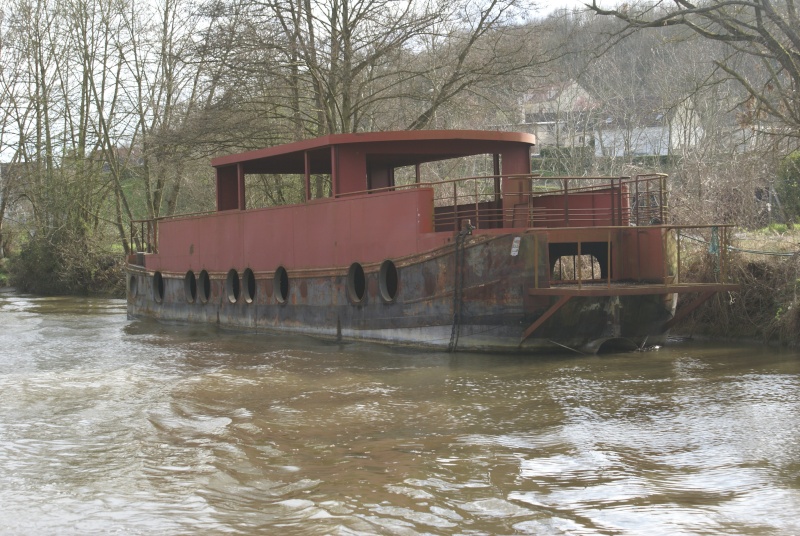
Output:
(126, 130), (736, 353)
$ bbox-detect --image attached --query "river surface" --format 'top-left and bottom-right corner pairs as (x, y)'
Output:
(1, 292), (799, 535)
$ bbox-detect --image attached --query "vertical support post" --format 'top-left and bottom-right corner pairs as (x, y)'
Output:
(493, 154), (501, 200)
(304, 151), (311, 201)
(563, 179), (569, 226)
(534, 234), (539, 289)
(474, 180), (479, 229)
(721, 226), (728, 282)
(675, 228), (681, 284)
(611, 177), (622, 225)
(577, 240), (582, 290)
(331, 146), (338, 198)
(619, 176), (626, 225)
(663, 226), (668, 286)
(607, 229), (611, 288)
(237, 163), (245, 210)
(453, 182), (458, 230)
(635, 175), (640, 225)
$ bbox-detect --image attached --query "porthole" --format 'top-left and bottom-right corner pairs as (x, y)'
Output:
(274, 266), (289, 304)
(198, 270), (211, 303)
(243, 268), (256, 304)
(347, 262), (366, 303)
(379, 260), (399, 302)
(128, 275), (138, 299)
(184, 270), (197, 303)
(226, 268), (240, 304)
(153, 271), (164, 303)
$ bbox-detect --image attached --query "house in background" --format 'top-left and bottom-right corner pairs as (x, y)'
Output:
(520, 81), (598, 152)
(517, 82), (704, 159)
(593, 96), (703, 158)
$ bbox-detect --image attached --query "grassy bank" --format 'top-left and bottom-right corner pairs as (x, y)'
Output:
(676, 226), (800, 346)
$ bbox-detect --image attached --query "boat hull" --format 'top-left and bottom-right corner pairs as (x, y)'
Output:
(126, 233), (675, 353)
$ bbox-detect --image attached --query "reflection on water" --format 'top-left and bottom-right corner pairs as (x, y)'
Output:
(1, 291), (799, 534)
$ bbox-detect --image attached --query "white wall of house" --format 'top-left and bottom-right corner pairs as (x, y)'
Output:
(594, 125), (670, 157)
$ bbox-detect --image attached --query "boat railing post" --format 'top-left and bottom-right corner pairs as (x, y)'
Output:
(609, 177), (622, 225)
(534, 234), (539, 289)
(663, 225), (668, 286)
(563, 179), (569, 226)
(453, 182), (458, 231)
(721, 226), (728, 283)
(676, 228), (681, 284)
(607, 229), (611, 289)
(474, 179), (479, 229)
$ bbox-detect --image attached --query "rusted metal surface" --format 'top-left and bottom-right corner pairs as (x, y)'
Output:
(126, 130), (738, 353)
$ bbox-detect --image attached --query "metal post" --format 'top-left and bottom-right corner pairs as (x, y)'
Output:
(676, 229), (681, 284)
(663, 226), (668, 286)
(607, 229), (611, 288)
(611, 177), (622, 225)
(474, 180), (479, 229)
(453, 182), (458, 231)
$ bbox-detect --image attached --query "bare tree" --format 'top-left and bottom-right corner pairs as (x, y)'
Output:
(587, 0), (800, 141)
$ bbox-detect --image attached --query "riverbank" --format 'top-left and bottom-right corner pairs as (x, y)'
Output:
(675, 226), (800, 346)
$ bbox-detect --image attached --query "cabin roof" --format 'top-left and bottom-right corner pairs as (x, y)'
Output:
(211, 130), (536, 174)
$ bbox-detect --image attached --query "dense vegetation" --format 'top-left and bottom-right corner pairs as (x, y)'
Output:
(0, 0), (798, 342)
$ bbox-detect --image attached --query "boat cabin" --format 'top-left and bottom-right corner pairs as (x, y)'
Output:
(211, 130), (536, 231)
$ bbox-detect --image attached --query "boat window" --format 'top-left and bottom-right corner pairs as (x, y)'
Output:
(379, 260), (399, 302)
(226, 269), (240, 303)
(243, 268), (256, 304)
(274, 266), (289, 304)
(552, 255), (603, 281)
(153, 272), (164, 303)
(198, 270), (211, 303)
(184, 270), (197, 303)
(347, 263), (366, 303)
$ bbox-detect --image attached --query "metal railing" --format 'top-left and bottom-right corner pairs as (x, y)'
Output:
(130, 218), (159, 255)
(534, 224), (735, 290)
(129, 174), (669, 254)
(392, 173), (667, 231)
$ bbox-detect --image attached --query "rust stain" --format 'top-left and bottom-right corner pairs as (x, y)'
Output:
(368, 277), (378, 298)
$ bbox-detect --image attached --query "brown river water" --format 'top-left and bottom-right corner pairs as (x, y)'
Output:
(1, 291), (799, 535)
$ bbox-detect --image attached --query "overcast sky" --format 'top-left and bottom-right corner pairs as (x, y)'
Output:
(539, 0), (609, 15)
